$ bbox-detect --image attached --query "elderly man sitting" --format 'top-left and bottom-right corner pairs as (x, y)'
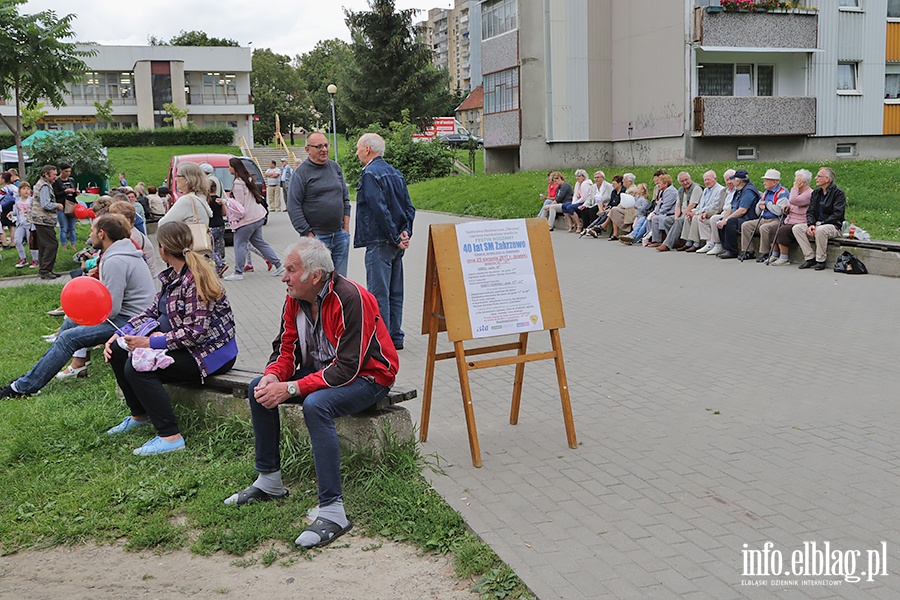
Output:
(792, 167), (846, 270)
(682, 170), (726, 253)
(716, 170), (760, 260)
(700, 169), (736, 255)
(738, 169), (789, 262)
(647, 174), (677, 247)
(657, 172), (701, 252)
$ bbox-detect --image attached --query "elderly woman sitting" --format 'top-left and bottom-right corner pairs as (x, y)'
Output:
(104, 221), (238, 456)
(768, 169), (813, 266)
(537, 172), (572, 230)
(561, 169), (594, 233)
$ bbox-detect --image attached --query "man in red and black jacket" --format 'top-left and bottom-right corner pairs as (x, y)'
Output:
(224, 237), (399, 548)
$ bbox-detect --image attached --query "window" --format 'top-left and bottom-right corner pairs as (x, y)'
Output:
(736, 146), (758, 160)
(837, 62), (858, 92)
(835, 143), (857, 156)
(889, 0), (900, 17)
(483, 67), (519, 114)
(698, 64), (774, 96)
(838, 0), (859, 6)
(481, 0), (517, 40)
(886, 74), (900, 99)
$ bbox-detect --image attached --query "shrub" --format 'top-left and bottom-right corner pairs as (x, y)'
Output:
(95, 127), (235, 148)
(342, 112), (454, 186)
(24, 131), (110, 183)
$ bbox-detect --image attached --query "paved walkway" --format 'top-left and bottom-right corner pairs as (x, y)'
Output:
(10, 211), (900, 598)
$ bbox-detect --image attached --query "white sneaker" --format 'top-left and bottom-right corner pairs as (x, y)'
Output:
(706, 244), (724, 256)
(696, 243), (714, 254)
(769, 257), (790, 266)
(271, 264), (285, 277)
(223, 274), (244, 281)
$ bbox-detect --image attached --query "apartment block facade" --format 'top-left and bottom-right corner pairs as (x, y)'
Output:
(480, 0), (900, 172)
(418, 0), (482, 92)
(0, 45), (255, 142)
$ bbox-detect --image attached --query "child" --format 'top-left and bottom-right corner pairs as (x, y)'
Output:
(208, 181), (227, 277)
(11, 182), (39, 268)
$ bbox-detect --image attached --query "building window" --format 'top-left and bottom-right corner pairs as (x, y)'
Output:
(698, 64), (774, 96)
(837, 62), (859, 92)
(483, 67), (519, 114)
(889, 0), (900, 17)
(835, 143), (857, 156)
(838, 0), (860, 6)
(481, 0), (517, 40)
(886, 74), (900, 99)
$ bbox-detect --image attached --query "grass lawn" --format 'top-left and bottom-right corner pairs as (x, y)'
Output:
(0, 284), (532, 599)
(408, 158), (900, 241)
(108, 145), (240, 190)
(0, 223), (92, 278)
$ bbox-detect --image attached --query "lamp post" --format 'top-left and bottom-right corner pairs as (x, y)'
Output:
(327, 84), (338, 161)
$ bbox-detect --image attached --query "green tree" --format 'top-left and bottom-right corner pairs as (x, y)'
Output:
(21, 102), (47, 130)
(93, 98), (114, 125)
(251, 48), (311, 145)
(25, 130), (110, 183)
(295, 39), (352, 132)
(148, 30), (240, 47)
(340, 0), (448, 130)
(0, 0), (94, 175)
(162, 102), (190, 127)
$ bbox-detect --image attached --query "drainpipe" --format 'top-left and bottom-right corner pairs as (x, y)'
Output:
(544, 0), (554, 143)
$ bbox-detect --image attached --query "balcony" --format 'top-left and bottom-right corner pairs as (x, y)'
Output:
(693, 96), (816, 136)
(694, 7), (817, 50)
(186, 93), (252, 106)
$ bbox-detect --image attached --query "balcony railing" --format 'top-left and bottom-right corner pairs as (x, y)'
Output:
(693, 96), (816, 136)
(61, 94), (137, 107)
(186, 93), (252, 106)
(694, 7), (817, 49)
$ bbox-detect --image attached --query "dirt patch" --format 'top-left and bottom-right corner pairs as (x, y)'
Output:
(0, 536), (478, 600)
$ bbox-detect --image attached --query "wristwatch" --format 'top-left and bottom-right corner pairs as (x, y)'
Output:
(286, 381), (298, 397)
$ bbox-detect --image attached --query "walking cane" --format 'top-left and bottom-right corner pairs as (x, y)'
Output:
(765, 212), (787, 266)
(738, 205), (766, 262)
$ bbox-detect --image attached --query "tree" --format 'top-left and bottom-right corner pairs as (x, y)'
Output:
(162, 102), (190, 127)
(93, 98), (114, 125)
(148, 30), (240, 47)
(25, 130), (110, 184)
(250, 49), (311, 145)
(21, 102), (47, 131)
(340, 0), (448, 130)
(295, 39), (352, 132)
(0, 0), (94, 175)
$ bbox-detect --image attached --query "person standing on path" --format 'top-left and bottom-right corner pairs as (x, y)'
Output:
(280, 158), (293, 201)
(265, 160), (283, 212)
(31, 165), (62, 280)
(287, 132), (351, 276)
(353, 133), (415, 350)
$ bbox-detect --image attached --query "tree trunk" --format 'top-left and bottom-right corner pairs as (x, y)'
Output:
(15, 80), (25, 179)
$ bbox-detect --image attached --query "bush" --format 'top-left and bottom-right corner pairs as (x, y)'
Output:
(0, 131), (15, 150)
(24, 131), (110, 184)
(95, 127), (235, 148)
(342, 112), (454, 186)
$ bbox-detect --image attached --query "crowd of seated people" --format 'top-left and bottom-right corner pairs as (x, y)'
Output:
(541, 166), (847, 269)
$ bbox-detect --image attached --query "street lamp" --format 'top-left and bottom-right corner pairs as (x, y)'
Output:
(327, 84), (338, 161)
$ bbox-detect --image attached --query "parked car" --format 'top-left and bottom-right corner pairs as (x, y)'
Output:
(166, 154), (267, 245)
(439, 133), (483, 148)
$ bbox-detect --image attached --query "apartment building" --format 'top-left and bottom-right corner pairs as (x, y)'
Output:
(0, 45), (254, 142)
(480, 0), (900, 172)
(418, 1), (482, 93)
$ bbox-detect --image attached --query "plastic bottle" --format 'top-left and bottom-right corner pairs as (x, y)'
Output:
(841, 220), (850, 236)
(848, 221), (856, 240)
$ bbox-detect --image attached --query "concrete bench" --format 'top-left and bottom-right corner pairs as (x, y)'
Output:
(742, 235), (900, 277)
(164, 368), (417, 452)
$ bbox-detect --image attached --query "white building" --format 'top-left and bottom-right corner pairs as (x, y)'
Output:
(479, 0), (900, 171)
(0, 44), (255, 142)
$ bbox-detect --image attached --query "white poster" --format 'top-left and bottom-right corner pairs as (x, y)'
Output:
(456, 220), (543, 339)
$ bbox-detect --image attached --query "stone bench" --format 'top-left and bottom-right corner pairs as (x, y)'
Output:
(742, 235), (900, 277)
(164, 368), (417, 452)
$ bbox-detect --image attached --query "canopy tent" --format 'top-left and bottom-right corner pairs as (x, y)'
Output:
(1, 130), (75, 164)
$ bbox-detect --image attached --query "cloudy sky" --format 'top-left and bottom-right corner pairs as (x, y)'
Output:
(24, 0), (453, 57)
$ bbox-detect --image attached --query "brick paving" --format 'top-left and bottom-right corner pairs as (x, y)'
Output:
(7, 210), (899, 599)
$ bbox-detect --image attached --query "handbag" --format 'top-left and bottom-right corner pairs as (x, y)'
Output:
(188, 194), (213, 254)
(64, 199), (78, 216)
(833, 250), (867, 274)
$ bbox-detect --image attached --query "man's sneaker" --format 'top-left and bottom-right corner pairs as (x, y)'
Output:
(29, 261), (38, 268)
(706, 244), (724, 256)
(769, 257), (790, 266)
(133, 436), (185, 456)
(107, 416), (151, 435)
(0, 384), (26, 400)
(15, 259), (27, 268)
(696, 243), (714, 254)
(223, 274), (244, 281)
(271, 264), (285, 277)
(244, 264), (254, 272)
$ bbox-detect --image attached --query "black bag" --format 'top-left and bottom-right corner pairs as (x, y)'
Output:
(833, 251), (867, 275)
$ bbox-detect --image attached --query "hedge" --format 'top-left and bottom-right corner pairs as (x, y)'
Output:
(95, 127), (236, 147)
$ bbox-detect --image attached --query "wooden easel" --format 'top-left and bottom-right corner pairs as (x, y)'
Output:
(419, 219), (577, 467)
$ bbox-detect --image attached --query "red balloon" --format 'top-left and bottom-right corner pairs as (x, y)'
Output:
(60, 277), (113, 326)
(73, 203), (91, 219)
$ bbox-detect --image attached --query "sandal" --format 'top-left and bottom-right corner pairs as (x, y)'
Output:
(225, 485), (289, 506)
(295, 517), (353, 548)
(56, 364), (89, 380)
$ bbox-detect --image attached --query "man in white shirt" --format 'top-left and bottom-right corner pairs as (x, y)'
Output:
(265, 160), (283, 212)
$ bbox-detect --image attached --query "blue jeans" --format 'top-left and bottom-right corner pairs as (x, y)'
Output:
(57, 211), (77, 246)
(248, 371), (389, 506)
(14, 316), (127, 394)
(630, 216), (648, 243)
(233, 219), (281, 275)
(364, 243), (405, 347)
(316, 229), (350, 277)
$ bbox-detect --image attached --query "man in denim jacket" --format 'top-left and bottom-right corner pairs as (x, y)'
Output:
(353, 133), (415, 350)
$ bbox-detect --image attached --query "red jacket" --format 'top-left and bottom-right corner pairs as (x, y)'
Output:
(264, 273), (398, 396)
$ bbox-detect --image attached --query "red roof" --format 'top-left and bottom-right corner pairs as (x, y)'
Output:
(455, 86), (483, 112)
